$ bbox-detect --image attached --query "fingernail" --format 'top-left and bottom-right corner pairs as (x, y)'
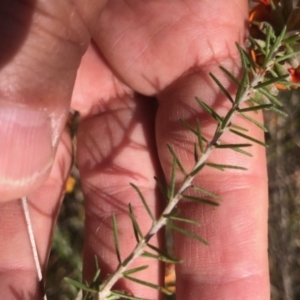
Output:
(0, 104), (54, 200)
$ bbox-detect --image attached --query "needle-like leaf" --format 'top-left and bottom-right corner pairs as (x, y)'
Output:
(128, 204), (143, 241)
(123, 265), (148, 276)
(190, 163), (205, 176)
(220, 65), (240, 85)
(235, 71), (249, 105)
(182, 194), (220, 206)
(206, 162), (247, 171)
(112, 215), (122, 264)
(194, 143), (199, 163)
(191, 185), (221, 200)
(142, 251), (182, 263)
(168, 223), (209, 245)
(124, 276), (172, 295)
(168, 156), (177, 200)
(230, 147), (253, 157)
(264, 26), (287, 67)
(110, 291), (149, 300)
(195, 97), (223, 123)
(258, 88), (283, 106)
(238, 103), (273, 112)
(146, 243), (182, 263)
(238, 112), (268, 132)
(196, 119), (204, 153)
(167, 144), (186, 175)
(215, 143), (252, 149)
(236, 42), (252, 71)
(254, 74), (289, 89)
(130, 183), (154, 221)
(163, 213), (200, 226)
(65, 278), (97, 293)
(154, 177), (169, 202)
(230, 128), (267, 146)
(210, 72), (234, 103)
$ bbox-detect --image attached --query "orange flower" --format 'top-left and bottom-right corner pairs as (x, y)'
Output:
(289, 66), (300, 84)
(249, 2), (272, 23)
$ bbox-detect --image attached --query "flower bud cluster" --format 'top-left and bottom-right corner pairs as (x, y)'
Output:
(249, 0), (300, 90)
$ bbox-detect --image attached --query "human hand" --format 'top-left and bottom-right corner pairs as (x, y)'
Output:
(0, 1), (269, 299)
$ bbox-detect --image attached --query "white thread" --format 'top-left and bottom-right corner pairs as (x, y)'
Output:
(21, 196), (47, 300)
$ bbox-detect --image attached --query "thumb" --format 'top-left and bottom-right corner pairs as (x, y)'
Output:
(0, 1), (92, 201)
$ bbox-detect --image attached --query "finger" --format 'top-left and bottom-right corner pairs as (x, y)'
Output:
(0, 131), (72, 299)
(0, 0), (102, 201)
(91, 0), (249, 95)
(75, 45), (163, 298)
(156, 64), (269, 300)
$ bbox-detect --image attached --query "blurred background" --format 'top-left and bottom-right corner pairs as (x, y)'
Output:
(265, 89), (300, 300)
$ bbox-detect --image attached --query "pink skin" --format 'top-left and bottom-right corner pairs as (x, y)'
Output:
(0, 1), (269, 299)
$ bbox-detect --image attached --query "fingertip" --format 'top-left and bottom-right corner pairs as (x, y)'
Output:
(0, 104), (54, 202)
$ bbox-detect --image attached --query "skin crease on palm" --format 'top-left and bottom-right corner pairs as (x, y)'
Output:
(0, 0), (270, 299)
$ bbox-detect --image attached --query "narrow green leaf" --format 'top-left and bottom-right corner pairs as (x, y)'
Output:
(180, 119), (208, 143)
(221, 107), (236, 130)
(123, 265), (148, 276)
(168, 156), (177, 199)
(265, 22), (272, 53)
(195, 97), (223, 123)
(142, 250), (182, 263)
(191, 185), (221, 200)
(215, 143), (252, 149)
(146, 243), (182, 264)
(196, 119), (204, 153)
(235, 71), (248, 105)
(268, 105), (289, 117)
(190, 163), (205, 176)
(264, 25), (287, 66)
(194, 143), (199, 163)
(111, 290), (149, 300)
(210, 72), (234, 103)
(182, 194), (220, 206)
(238, 112), (268, 132)
(154, 177), (169, 202)
(230, 147), (253, 157)
(282, 33), (300, 44)
(163, 213), (200, 226)
(258, 88), (282, 106)
(220, 66), (240, 85)
(275, 49), (300, 63)
(168, 223), (209, 245)
(238, 103), (273, 112)
(236, 43), (250, 70)
(180, 119), (197, 135)
(130, 183), (154, 221)
(112, 215), (122, 264)
(92, 256), (101, 283)
(124, 275), (172, 295)
(247, 36), (266, 56)
(254, 74), (289, 89)
(65, 278), (97, 293)
(167, 144), (186, 175)
(230, 123), (249, 132)
(268, 67), (280, 78)
(230, 128), (266, 146)
(237, 43), (256, 75)
(206, 162), (247, 171)
(128, 204), (143, 241)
